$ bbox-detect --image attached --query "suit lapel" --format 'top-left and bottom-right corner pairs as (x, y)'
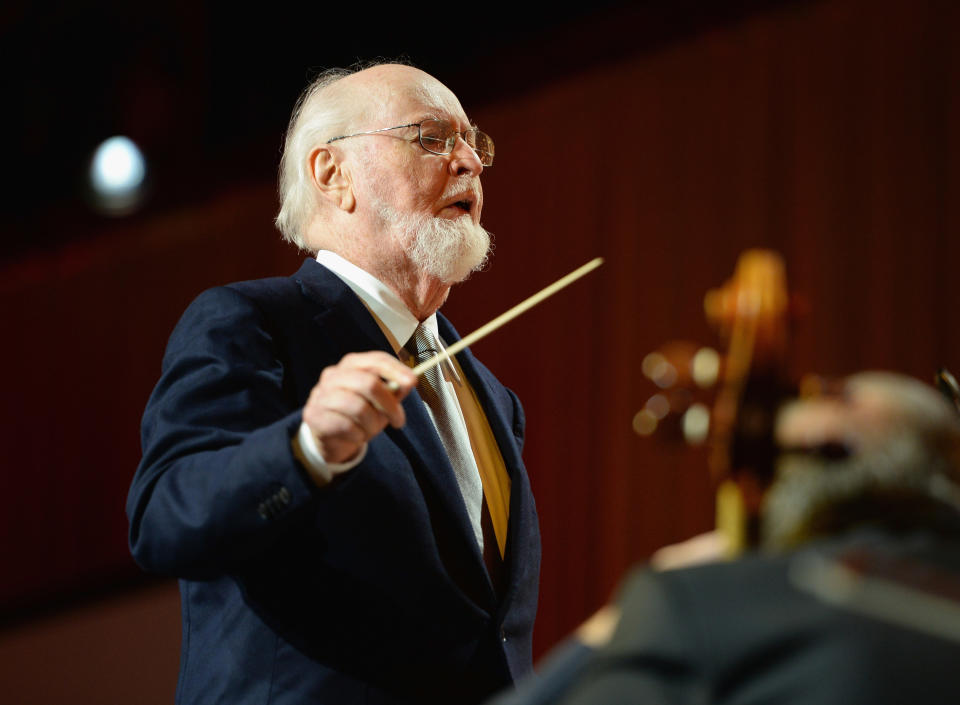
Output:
(293, 260), (492, 602)
(294, 258), (394, 358)
(438, 314), (532, 610)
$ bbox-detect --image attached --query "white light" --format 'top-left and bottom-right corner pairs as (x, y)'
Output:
(88, 136), (147, 215)
(91, 136), (145, 194)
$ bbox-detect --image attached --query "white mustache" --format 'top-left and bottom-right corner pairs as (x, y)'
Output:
(441, 178), (481, 204)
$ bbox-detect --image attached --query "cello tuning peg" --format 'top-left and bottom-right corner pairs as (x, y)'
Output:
(691, 347), (721, 389)
(632, 408), (659, 436)
(632, 393), (673, 436)
(681, 403), (711, 445)
(642, 352), (678, 389)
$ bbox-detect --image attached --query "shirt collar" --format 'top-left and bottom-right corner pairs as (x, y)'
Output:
(315, 250), (436, 352)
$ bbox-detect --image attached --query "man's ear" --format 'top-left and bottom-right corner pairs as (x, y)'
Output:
(308, 145), (356, 212)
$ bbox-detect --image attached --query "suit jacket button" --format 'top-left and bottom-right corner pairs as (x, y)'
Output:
(257, 502), (270, 519)
(278, 487), (291, 504)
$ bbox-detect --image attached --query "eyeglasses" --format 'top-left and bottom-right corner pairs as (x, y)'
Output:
(326, 118), (494, 166)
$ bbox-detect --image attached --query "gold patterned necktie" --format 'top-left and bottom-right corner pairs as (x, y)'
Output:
(405, 324), (486, 551)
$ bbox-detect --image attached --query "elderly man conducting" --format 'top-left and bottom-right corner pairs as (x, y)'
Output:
(127, 63), (540, 705)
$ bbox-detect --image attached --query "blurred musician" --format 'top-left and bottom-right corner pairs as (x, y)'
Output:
(490, 371), (960, 705)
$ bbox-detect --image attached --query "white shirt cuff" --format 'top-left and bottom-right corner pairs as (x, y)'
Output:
(296, 420), (367, 485)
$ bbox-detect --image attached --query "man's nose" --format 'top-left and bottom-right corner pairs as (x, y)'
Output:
(448, 136), (484, 177)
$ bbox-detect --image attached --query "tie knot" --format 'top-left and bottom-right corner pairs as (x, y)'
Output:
(405, 324), (440, 366)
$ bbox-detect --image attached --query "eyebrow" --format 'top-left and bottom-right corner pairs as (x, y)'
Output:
(419, 113), (479, 129)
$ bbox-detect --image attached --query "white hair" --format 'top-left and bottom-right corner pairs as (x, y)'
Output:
(276, 59), (418, 250)
(275, 67), (355, 250)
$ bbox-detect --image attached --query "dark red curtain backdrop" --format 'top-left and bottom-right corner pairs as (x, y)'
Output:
(2, 0), (958, 662)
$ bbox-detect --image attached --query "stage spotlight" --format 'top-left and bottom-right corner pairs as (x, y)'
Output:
(88, 136), (147, 214)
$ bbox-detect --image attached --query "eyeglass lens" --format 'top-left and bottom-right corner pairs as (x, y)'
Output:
(419, 119), (494, 166)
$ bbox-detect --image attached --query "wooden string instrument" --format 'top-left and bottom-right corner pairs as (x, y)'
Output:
(636, 249), (798, 555)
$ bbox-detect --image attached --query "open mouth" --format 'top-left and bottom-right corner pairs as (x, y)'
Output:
(439, 196), (475, 217)
(439, 189), (478, 217)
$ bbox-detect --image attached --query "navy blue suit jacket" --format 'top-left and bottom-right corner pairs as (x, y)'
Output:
(127, 259), (541, 705)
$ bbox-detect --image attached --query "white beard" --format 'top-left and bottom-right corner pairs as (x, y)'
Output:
(377, 202), (492, 284)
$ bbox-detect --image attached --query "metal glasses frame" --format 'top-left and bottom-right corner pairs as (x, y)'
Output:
(326, 119), (493, 165)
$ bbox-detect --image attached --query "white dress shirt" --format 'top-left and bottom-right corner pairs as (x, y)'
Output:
(296, 250), (507, 553)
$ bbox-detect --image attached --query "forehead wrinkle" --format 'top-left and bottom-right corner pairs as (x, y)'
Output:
(327, 69), (412, 131)
(403, 81), (469, 124)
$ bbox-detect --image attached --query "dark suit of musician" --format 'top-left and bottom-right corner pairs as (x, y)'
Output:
(501, 524), (960, 705)
(488, 372), (960, 705)
(127, 259), (541, 704)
